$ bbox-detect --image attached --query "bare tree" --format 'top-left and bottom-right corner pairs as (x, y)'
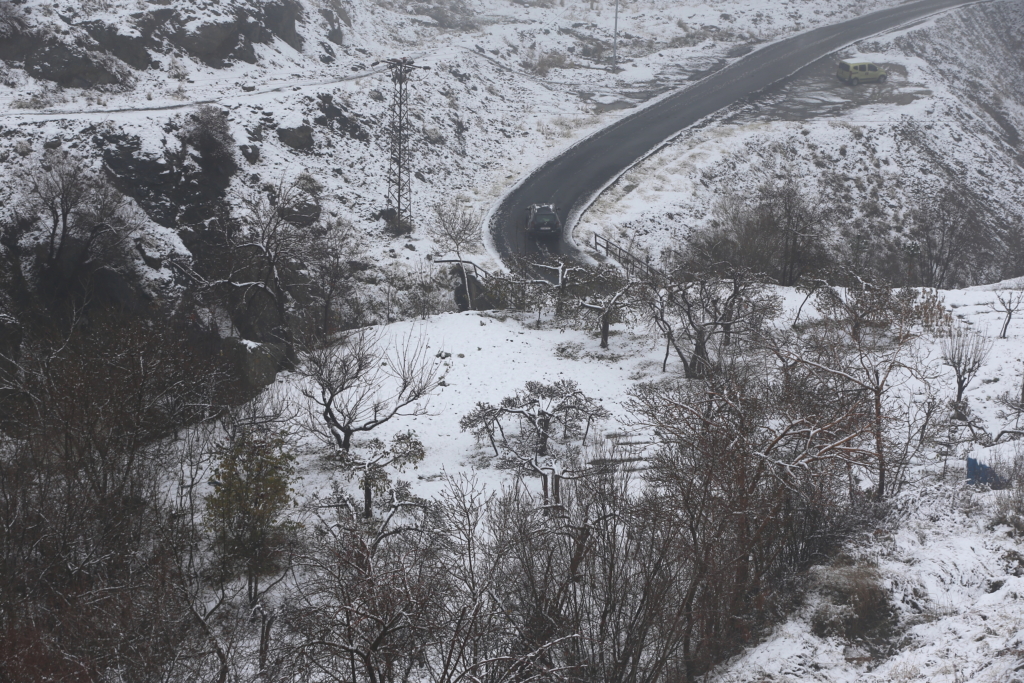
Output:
(230, 180), (319, 358)
(299, 327), (444, 516)
(571, 266), (637, 349)
(991, 288), (1024, 339)
(307, 218), (365, 335)
(646, 270), (779, 378)
(287, 485), (446, 683)
(21, 151), (136, 282)
(907, 183), (990, 289)
(996, 363), (1024, 429)
(939, 324), (992, 411)
(0, 314), (220, 681)
(429, 200), (481, 310)
(694, 178), (833, 285)
(777, 285), (933, 500)
(626, 360), (868, 680)
(460, 380), (608, 506)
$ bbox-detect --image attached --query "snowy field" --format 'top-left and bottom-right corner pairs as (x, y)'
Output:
(4, 1), (1024, 680)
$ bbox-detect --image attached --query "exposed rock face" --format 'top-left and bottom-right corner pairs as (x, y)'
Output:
(169, 16), (263, 67)
(81, 21), (153, 70)
(91, 266), (147, 313)
(263, 1), (304, 51)
(222, 338), (287, 396)
(2, 0), (309, 88)
(156, 0), (305, 67)
(276, 125), (314, 150)
(313, 93), (370, 141)
(279, 200), (321, 227)
(24, 40), (131, 89)
(97, 131), (234, 228)
(239, 144), (261, 163)
(0, 29), (36, 62)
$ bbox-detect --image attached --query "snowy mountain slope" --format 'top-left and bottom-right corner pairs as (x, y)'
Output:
(577, 1), (1024, 287)
(0, 0), (909, 283)
(707, 476), (1024, 683)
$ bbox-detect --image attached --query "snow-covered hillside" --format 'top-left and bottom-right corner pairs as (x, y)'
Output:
(0, 0), (908, 278)
(287, 282), (1024, 683)
(579, 2), (1024, 287)
(4, 2), (1024, 681)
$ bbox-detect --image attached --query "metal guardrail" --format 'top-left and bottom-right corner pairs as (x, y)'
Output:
(592, 234), (665, 284)
(432, 259), (492, 282)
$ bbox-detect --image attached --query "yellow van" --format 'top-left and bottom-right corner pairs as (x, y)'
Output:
(837, 61), (887, 86)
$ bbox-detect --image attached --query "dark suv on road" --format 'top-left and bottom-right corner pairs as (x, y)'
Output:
(525, 204), (562, 240)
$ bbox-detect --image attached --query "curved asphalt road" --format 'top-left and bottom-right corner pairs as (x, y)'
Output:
(491, 0), (985, 260)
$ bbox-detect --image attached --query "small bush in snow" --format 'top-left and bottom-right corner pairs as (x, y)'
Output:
(181, 105), (237, 171)
(810, 564), (895, 642)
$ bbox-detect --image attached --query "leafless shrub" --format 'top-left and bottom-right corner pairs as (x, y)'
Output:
(168, 56), (189, 81)
(181, 104), (236, 171)
(428, 200), (481, 309)
(525, 49), (569, 76)
(691, 178), (835, 286)
(19, 151), (138, 283)
(940, 324), (992, 406)
(367, 258), (457, 323)
(906, 184), (990, 289)
(991, 444), (1024, 535)
(10, 85), (67, 110)
(991, 288), (1024, 339)
(810, 564), (894, 641)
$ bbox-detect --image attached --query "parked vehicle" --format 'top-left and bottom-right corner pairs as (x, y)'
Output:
(525, 204), (562, 240)
(837, 60), (887, 86)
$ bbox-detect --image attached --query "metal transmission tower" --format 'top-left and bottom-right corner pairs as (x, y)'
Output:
(376, 57), (429, 233)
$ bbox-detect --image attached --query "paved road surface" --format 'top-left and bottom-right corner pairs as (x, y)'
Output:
(490, 0), (986, 261)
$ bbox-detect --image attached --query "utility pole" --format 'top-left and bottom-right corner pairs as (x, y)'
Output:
(375, 57), (429, 233)
(612, 0), (619, 67)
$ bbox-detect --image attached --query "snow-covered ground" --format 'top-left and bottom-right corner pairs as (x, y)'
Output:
(0, 0), (910, 275)
(709, 474), (1024, 683)
(276, 281), (1024, 682)
(577, 2), (1024, 275)
(5, 1), (1024, 679)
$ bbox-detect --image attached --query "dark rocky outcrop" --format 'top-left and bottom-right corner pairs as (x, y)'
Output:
(0, 28), (36, 62)
(279, 200), (321, 227)
(24, 39), (131, 89)
(97, 131), (234, 228)
(319, 4), (347, 44)
(263, 1), (304, 52)
(91, 266), (147, 313)
(152, 0), (304, 67)
(222, 337), (287, 396)
(169, 16), (262, 67)
(239, 144), (261, 163)
(313, 93), (369, 141)
(81, 21), (153, 70)
(276, 125), (314, 150)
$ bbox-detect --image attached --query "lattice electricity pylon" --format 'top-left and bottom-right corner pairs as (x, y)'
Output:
(376, 57), (429, 232)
